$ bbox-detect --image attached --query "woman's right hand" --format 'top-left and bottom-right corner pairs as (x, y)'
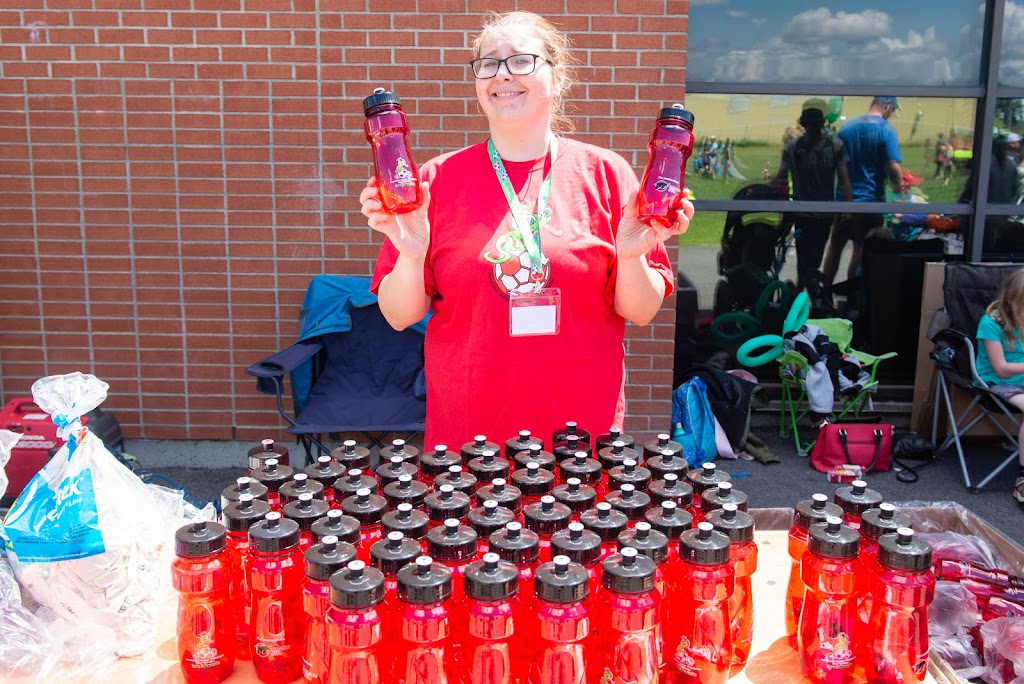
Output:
(359, 177), (432, 261)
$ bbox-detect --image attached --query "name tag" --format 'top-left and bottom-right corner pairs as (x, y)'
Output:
(510, 288), (561, 336)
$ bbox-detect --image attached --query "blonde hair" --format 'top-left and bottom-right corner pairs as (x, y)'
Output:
(987, 268), (1024, 343)
(471, 11), (578, 133)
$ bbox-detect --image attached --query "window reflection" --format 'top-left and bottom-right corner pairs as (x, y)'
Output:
(1000, 2), (1024, 86)
(689, 1), (983, 86)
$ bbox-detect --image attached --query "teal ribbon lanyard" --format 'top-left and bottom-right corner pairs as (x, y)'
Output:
(487, 136), (557, 283)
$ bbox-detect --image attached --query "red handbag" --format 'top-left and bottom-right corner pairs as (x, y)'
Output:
(809, 422), (894, 473)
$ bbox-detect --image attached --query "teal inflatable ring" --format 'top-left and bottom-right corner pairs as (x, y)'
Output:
(737, 333), (785, 368)
(710, 311), (761, 345)
(753, 280), (792, 322)
(783, 291), (811, 334)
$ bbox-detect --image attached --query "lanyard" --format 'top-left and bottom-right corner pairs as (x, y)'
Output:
(487, 136), (557, 279)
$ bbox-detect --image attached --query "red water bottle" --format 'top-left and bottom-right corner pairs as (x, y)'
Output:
(581, 501), (628, 559)
(606, 482), (653, 523)
(283, 492), (330, 553)
(363, 87), (421, 214)
(505, 429), (544, 458)
(340, 487), (387, 562)
(514, 443), (558, 473)
(617, 522), (670, 673)
(334, 468), (379, 501)
(553, 420), (592, 446)
(607, 458), (653, 493)
(857, 504), (913, 640)
(383, 502), (432, 546)
(551, 522), (603, 599)
(279, 472), (325, 508)
(462, 552), (525, 684)
(529, 555), (592, 684)
(435, 464), (479, 497)
(706, 503), (758, 674)
(637, 103), (695, 227)
(642, 433), (684, 463)
(394, 556), (457, 683)
(863, 528), (935, 684)
(468, 450), (512, 486)
(304, 456), (345, 508)
(369, 530), (423, 659)
(834, 480), (883, 530)
(686, 463), (730, 524)
(551, 477), (597, 523)
(798, 517), (860, 683)
(324, 560), (387, 684)
(664, 521), (734, 684)
(310, 508), (362, 547)
(935, 558), (1024, 587)
(461, 434), (501, 463)
(377, 454), (419, 489)
(597, 440), (639, 498)
(786, 494), (844, 646)
(425, 484), (473, 528)
(386, 438), (421, 466)
(512, 461), (555, 507)
(383, 473), (430, 511)
(172, 520), (236, 684)
(647, 447), (690, 482)
(221, 476), (269, 513)
(489, 522), (542, 615)
(248, 438), (290, 472)
(247, 512), (305, 683)
(421, 444), (463, 486)
(649, 473), (694, 510)
(594, 547), (661, 684)
(468, 500), (516, 553)
(557, 451), (602, 489)
(221, 493), (272, 661)
(523, 495), (572, 562)
(475, 478), (524, 525)
(330, 440), (372, 472)
(553, 435), (592, 463)
(250, 458), (293, 512)
(596, 426), (636, 453)
(302, 536), (357, 683)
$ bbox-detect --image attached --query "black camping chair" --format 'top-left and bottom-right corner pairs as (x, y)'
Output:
(929, 262), (1022, 491)
(246, 275), (428, 467)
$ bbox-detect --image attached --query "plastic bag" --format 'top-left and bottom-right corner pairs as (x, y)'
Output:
(1, 373), (169, 659)
(0, 428), (18, 499)
(931, 632), (986, 681)
(981, 617), (1024, 684)
(931, 580), (982, 637)
(0, 554), (55, 679)
(670, 376), (719, 467)
(917, 530), (1008, 572)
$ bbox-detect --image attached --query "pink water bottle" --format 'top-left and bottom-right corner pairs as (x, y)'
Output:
(706, 503), (758, 674)
(637, 103), (695, 227)
(324, 560), (387, 684)
(394, 556), (457, 683)
(462, 552), (526, 684)
(301, 535), (357, 683)
(594, 547), (661, 684)
(529, 555), (592, 684)
(363, 87), (421, 214)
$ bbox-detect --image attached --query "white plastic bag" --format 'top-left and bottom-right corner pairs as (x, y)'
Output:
(0, 554), (55, 679)
(1, 373), (168, 659)
(0, 428), (19, 499)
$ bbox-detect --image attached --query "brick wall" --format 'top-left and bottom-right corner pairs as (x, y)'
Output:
(0, 0), (687, 445)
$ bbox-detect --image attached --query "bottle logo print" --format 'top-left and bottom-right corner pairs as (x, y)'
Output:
(188, 631), (224, 670)
(392, 157), (416, 188)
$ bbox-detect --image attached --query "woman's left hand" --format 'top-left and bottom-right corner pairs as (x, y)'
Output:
(615, 189), (694, 260)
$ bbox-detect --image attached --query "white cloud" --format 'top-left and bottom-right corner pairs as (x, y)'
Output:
(726, 10), (747, 19)
(781, 8), (893, 45)
(690, 0), (728, 5)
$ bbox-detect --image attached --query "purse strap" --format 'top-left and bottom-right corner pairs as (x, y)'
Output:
(838, 428), (883, 472)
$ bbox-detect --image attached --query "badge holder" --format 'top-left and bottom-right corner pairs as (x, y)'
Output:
(510, 288), (561, 337)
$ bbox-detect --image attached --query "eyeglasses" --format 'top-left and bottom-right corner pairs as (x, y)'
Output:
(469, 53), (549, 79)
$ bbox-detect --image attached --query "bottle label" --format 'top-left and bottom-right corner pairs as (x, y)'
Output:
(653, 175), (681, 196)
(673, 636), (720, 677)
(186, 631), (226, 671)
(392, 157), (416, 188)
(812, 629), (855, 677)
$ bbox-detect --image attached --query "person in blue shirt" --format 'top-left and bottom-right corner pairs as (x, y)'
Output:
(821, 96), (907, 297)
(976, 267), (1024, 506)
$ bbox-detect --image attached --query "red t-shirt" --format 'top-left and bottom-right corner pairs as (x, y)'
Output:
(371, 137), (674, 451)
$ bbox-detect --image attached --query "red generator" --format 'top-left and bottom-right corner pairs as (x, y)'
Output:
(0, 397), (89, 503)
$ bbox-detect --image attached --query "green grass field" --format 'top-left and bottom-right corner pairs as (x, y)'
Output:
(681, 142), (966, 246)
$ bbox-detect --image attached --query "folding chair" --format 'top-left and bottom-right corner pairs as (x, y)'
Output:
(930, 262), (1022, 492)
(246, 275), (429, 467)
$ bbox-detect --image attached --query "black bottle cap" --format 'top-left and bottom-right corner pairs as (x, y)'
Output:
(382, 503), (431, 541)
(304, 456), (346, 490)
(464, 553), (519, 601)
(679, 521), (731, 566)
(426, 519), (478, 562)
(580, 502), (628, 542)
(397, 556), (453, 604)
(279, 473), (326, 506)
(434, 465), (478, 495)
(383, 474), (429, 510)
(686, 462), (730, 496)
(222, 493), (273, 533)
(834, 480), (884, 517)
(598, 440), (640, 470)
(643, 433), (684, 462)
(605, 483), (652, 521)
(330, 560), (386, 609)
(647, 448), (690, 481)
(250, 458), (293, 493)
(649, 473), (694, 507)
(330, 440), (372, 470)
(283, 493), (331, 531)
(596, 427), (635, 452)
(370, 530), (423, 576)
(534, 555), (589, 603)
(468, 450), (512, 483)
(335, 469), (379, 498)
(461, 435), (501, 463)
(551, 522), (602, 567)
(552, 478), (598, 514)
(644, 501), (694, 540)
(475, 478), (523, 513)
(425, 484), (472, 523)
(558, 452), (602, 485)
(793, 493), (844, 531)
(420, 444), (463, 480)
(222, 476), (269, 508)
(468, 500), (517, 539)
(523, 496), (572, 536)
(511, 462), (555, 497)
(515, 444), (557, 472)
(377, 456), (419, 487)
(877, 528), (933, 572)
(311, 509), (361, 545)
(860, 503), (914, 542)
(489, 522), (541, 566)
(249, 512), (300, 554)
(363, 87), (401, 113)
(617, 522), (669, 565)
(305, 535), (358, 580)
(175, 519), (227, 558)
(340, 488), (388, 526)
(602, 547), (657, 594)
(505, 429), (543, 456)
(658, 103), (695, 125)
(808, 517), (860, 560)
(706, 503), (755, 544)
(386, 439), (419, 466)
(701, 482), (749, 514)
(608, 459), (652, 492)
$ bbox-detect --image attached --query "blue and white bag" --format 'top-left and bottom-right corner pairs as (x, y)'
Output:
(670, 376), (719, 468)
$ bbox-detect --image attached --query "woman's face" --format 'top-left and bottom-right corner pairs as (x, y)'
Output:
(474, 26), (564, 131)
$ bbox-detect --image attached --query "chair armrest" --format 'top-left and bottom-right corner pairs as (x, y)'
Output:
(246, 340), (323, 395)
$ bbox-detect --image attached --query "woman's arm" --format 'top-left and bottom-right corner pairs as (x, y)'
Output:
(983, 338), (1024, 379)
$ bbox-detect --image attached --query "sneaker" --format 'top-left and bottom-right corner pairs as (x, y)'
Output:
(1014, 477), (1024, 507)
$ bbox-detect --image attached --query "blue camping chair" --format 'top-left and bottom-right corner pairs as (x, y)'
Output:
(246, 275), (429, 465)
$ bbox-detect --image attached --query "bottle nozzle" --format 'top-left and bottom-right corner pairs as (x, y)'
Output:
(553, 555), (570, 576)
(483, 552), (500, 572)
(879, 503), (896, 519)
(811, 493), (828, 510)
(415, 556), (432, 576)
(475, 435), (486, 448)
(483, 450), (495, 464)
(613, 440), (625, 453)
(635, 521), (651, 539)
(348, 559), (366, 578)
(621, 546), (638, 566)
(825, 516), (843, 534)
(387, 531), (404, 547)
(322, 535), (338, 553)
(697, 521), (713, 540)
(519, 430), (530, 443)
(567, 477), (581, 493)
(262, 438), (274, 451)
(392, 439), (405, 453)
(506, 522), (522, 540)
(344, 439), (357, 453)
(569, 522), (583, 540)
(397, 503), (413, 520)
